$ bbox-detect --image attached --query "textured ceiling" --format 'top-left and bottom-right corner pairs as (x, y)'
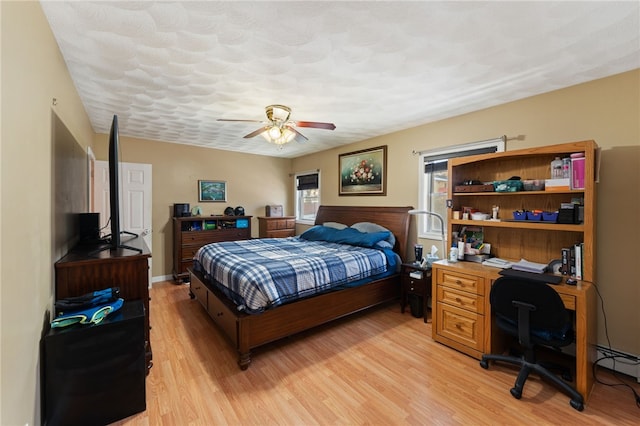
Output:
(41, 1), (639, 158)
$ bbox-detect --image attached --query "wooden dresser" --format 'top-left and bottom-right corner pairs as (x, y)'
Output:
(54, 235), (152, 370)
(173, 215), (252, 282)
(257, 216), (296, 238)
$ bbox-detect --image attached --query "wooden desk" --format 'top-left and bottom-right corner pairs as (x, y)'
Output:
(431, 260), (596, 402)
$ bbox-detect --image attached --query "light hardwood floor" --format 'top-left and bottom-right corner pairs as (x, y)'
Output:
(113, 281), (639, 425)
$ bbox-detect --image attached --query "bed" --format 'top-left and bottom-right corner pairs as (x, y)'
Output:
(188, 205), (412, 370)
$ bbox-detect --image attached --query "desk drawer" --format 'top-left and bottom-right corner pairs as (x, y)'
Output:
(437, 269), (484, 295)
(436, 303), (484, 351)
(437, 285), (485, 315)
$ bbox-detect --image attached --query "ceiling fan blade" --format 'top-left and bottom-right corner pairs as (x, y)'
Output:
(218, 119), (263, 123)
(285, 126), (308, 143)
(243, 126), (270, 139)
(294, 121), (336, 130)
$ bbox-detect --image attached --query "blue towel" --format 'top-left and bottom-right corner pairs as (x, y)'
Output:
(51, 298), (124, 328)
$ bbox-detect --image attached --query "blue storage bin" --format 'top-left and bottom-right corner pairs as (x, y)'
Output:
(542, 211), (558, 222)
(236, 218), (249, 228)
(513, 211), (527, 221)
(527, 211), (542, 221)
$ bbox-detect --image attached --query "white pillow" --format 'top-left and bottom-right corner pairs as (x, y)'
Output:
(323, 221), (348, 230)
(350, 222), (396, 247)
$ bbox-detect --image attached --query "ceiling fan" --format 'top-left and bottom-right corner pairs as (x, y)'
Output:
(218, 105), (336, 146)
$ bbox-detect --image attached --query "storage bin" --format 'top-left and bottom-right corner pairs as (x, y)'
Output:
(526, 211), (542, 221)
(523, 179), (545, 191)
(493, 180), (523, 192)
(542, 211), (559, 222)
(513, 211), (527, 221)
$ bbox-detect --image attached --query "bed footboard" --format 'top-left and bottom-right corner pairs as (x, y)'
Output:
(189, 269), (399, 370)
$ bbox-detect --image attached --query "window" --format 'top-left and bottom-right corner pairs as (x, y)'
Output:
(418, 138), (505, 240)
(295, 171), (320, 224)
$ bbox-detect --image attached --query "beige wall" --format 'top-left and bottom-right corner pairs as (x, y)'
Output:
(293, 69), (640, 356)
(1, 2), (638, 424)
(1, 2), (95, 425)
(91, 136), (293, 278)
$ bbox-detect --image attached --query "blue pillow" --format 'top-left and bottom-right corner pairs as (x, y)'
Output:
(299, 225), (341, 241)
(300, 226), (391, 248)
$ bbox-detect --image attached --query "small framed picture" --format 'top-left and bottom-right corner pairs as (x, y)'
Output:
(198, 180), (227, 202)
(339, 145), (387, 196)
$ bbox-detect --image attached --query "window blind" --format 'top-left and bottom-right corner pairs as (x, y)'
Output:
(297, 173), (319, 190)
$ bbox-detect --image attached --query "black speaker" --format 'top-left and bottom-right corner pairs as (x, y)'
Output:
(43, 301), (146, 426)
(78, 213), (100, 242)
(173, 203), (190, 217)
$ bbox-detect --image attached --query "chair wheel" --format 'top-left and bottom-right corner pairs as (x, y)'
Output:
(510, 387), (522, 399)
(480, 359), (489, 369)
(570, 399), (584, 411)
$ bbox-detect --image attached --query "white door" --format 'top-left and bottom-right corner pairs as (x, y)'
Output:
(95, 161), (153, 284)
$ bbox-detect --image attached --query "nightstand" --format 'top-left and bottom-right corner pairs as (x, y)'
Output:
(400, 262), (432, 323)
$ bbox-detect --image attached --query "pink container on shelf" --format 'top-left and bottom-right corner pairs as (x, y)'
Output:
(571, 152), (585, 189)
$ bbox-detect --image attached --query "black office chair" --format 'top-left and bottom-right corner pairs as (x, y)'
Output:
(479, 277), (584, 411)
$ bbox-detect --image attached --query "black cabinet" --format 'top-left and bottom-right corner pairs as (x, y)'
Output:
(43, 301), (146, 425)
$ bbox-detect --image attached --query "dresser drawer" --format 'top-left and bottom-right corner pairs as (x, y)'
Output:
(436, 303), (484, 351)
(182, 244), (203, 260)
(266, 229), (295, 238)
(265, 218), (295, 230)
(182, 230), (219, 245)
(179, 260), (194, 274)
(437, 285), (485, 315)
(437, 269), (484, 295)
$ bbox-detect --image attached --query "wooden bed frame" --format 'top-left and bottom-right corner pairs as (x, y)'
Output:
(188, 205), (412, 370)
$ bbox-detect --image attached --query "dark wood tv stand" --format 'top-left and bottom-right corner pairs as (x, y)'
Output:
(54, 235), (152, 370)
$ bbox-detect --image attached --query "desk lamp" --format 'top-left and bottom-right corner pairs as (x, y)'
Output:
(408, 209), (447, 264)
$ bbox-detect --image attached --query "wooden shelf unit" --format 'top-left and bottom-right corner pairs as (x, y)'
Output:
(431, 140), (598, 402)
(447, 140), (597, 278)
(173, 215), (252, 282)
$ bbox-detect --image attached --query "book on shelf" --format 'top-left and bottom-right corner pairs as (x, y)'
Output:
(574, 243), (584, 280)
(561, 247), (571, 275)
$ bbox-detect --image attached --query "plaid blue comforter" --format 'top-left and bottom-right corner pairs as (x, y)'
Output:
(194, 237), (396, 313)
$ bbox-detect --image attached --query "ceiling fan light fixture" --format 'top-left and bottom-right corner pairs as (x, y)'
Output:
(220, 104), (334, 148)
(268, 125), (282, 139)
(265, 104), (291, 123)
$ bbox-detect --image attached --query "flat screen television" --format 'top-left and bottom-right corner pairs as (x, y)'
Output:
(104, 115), (141, 253)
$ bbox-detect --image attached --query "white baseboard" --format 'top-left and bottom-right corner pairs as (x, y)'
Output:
(596, 345), (640, 382)
(151, 274), (174, 285)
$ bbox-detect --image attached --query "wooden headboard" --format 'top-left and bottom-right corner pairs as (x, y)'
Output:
(314, 205), (413, 262)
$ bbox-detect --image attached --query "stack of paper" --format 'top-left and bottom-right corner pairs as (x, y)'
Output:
(482, 258), (513, 269)
(511, 259), (548, 274)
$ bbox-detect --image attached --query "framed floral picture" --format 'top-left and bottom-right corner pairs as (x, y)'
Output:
(198, 180), (227, 202)
(339, 145), (387, 196)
